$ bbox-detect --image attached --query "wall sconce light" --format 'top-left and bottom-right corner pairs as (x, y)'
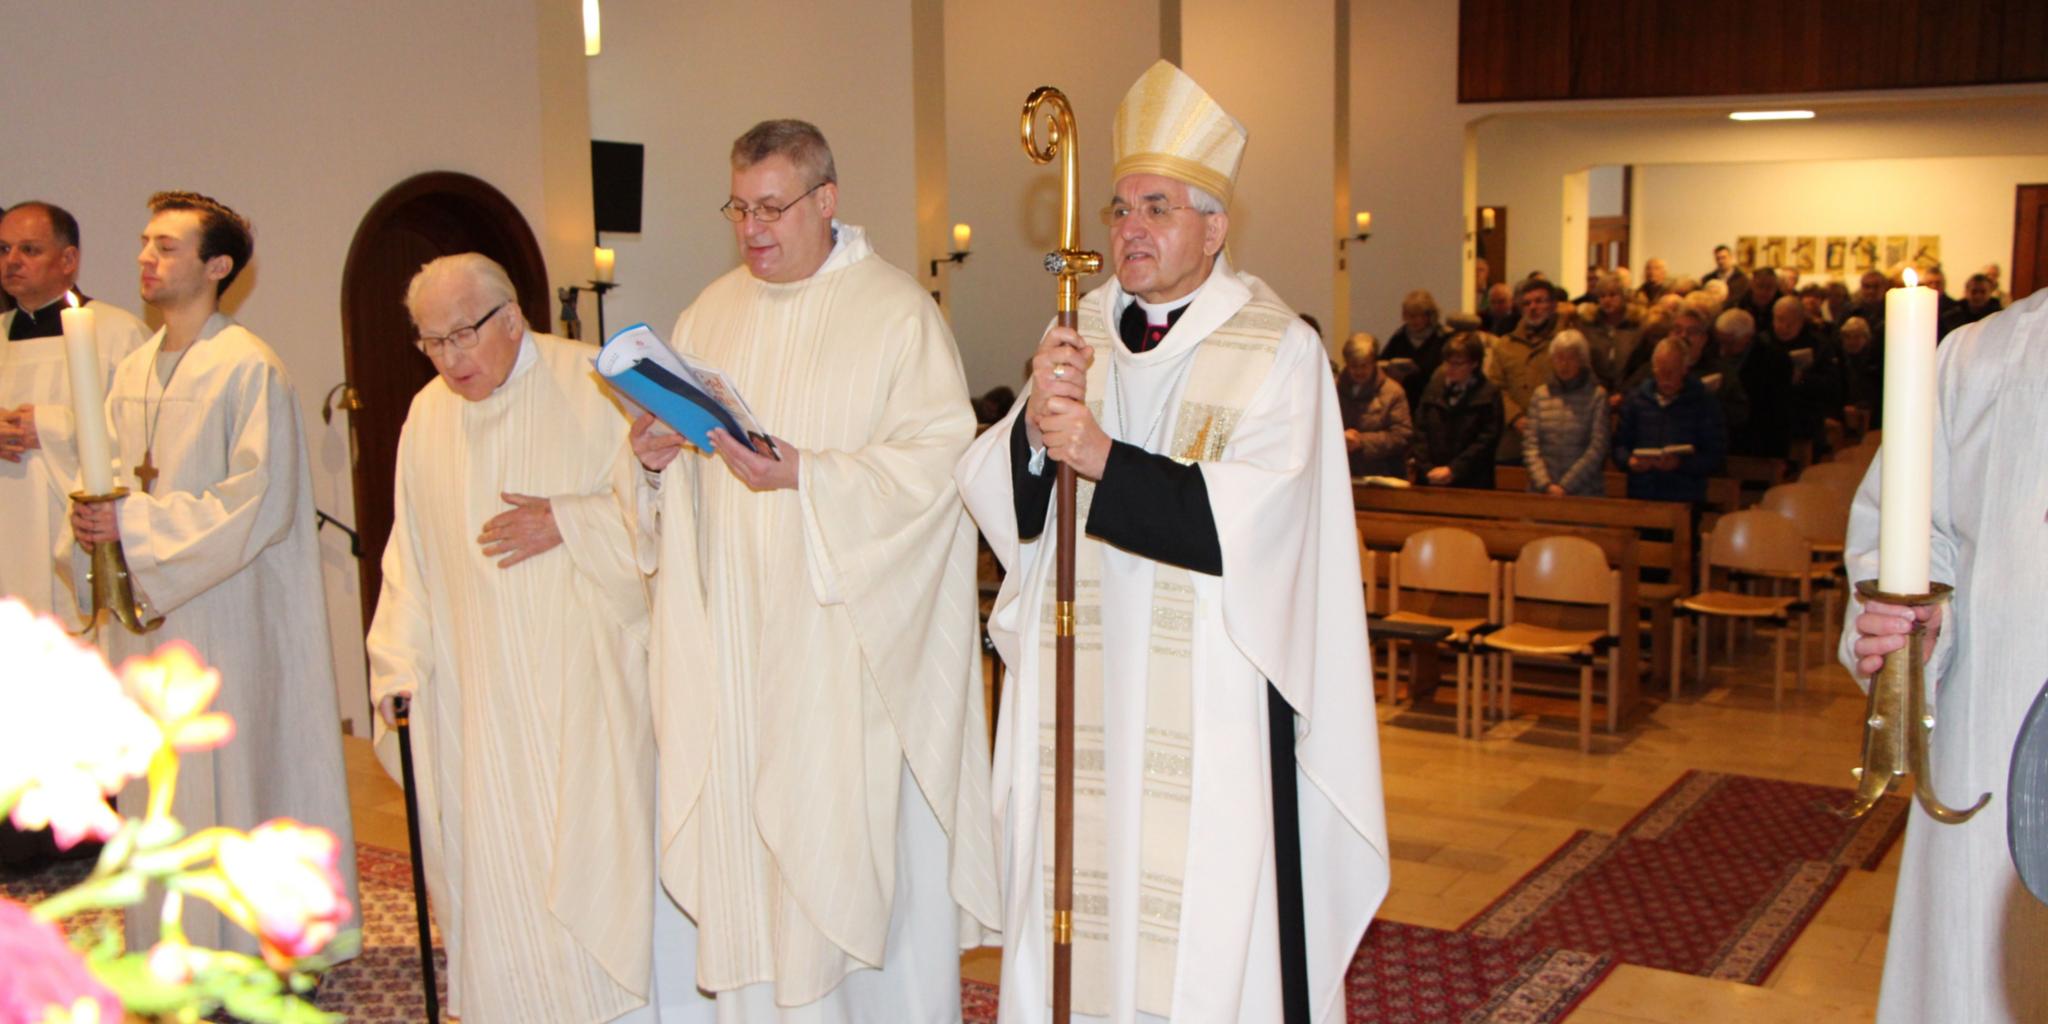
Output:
(1481, 207), (1497, 232)
(931, 222), (973, 275)
(1342, 210), (1372, 247)
(588, 243), (620, 339)
(583, 0), (602, 56)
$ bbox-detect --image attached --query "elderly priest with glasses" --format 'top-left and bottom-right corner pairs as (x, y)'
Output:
(957, 61), (1390, 1024)
(627, 119), (998, 1022)
(367, 253), (666, 1023)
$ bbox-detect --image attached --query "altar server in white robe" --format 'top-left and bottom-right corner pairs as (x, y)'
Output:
(70, 191), (356, 958)
(956, 61), (1390, 1024)
(627, 119), (998, 1022)
(368, 253), (663, 1023)
(0, 201), (149, 617)
(1842, 287), (2048, 1024)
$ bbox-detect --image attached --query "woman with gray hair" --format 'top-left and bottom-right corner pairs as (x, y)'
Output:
(1520, 329), (1611, 496)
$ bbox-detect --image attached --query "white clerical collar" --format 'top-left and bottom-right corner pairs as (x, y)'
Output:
(501, 332), (539, 389)
(1131, 291), (1197, 325)
(1119, 272), (1209, 325)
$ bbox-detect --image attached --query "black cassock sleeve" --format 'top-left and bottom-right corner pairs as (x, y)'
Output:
(1010, 418), (1223, 576)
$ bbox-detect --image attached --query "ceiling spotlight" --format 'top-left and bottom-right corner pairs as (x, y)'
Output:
(1728, 110), (1815, 122)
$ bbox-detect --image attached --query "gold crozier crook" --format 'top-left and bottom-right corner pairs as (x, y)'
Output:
(1020, 85), (1100, 1024)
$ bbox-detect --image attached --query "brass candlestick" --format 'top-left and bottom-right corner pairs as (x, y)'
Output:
(1838, 580), (1988, 823)
(70, 488), (164, 635)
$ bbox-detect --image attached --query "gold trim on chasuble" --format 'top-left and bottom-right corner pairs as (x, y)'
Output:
(1037, 279), (1288, 1015)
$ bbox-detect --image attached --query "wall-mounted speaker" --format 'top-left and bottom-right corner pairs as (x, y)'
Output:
(592, 140), (644, 235)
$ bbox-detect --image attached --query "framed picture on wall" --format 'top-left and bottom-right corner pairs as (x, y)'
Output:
(1825, 237), (1848, 274)
(1884, 235), (1909, 270)
(1912, 236), (1941, 268)
(1791, 236), (1817, 272)
(1761, 236), (1787, 270)
(1735, 236), (1758, 269)
(1851, 236), (1878, 272)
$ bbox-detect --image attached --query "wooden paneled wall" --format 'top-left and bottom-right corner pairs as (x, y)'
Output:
(1459, 0), (2048, 103)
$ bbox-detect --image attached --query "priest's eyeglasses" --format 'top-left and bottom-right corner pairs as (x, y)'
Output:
(720, 182), (826, 223)
(414, 302), (507, 358)
(1101, 201), (1210, 228)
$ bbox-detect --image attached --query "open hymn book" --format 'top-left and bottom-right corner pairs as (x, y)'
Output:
(595, 323), (779, 458)
(1631, 444), (1696, 459)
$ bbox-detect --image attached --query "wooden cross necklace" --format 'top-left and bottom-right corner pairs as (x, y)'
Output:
(138, 344), (190, 494)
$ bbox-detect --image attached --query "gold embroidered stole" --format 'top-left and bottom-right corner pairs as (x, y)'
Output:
(1039, 277), (1292, 1015)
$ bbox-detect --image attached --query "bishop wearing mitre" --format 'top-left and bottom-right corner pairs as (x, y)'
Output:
(956, 61), (1390, 1024)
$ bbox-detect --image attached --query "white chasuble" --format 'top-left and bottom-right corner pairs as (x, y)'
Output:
(0, 301), (147, 616)
(645, 224), (999, 1015)
(368, 333), (655, 1023)
(1837, 289), (2048, 1024)
(88, 314), (357, 960)
(957, 257), (1391, 1024)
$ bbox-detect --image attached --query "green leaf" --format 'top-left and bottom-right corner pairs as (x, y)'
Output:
(93, 950), (196, 1016)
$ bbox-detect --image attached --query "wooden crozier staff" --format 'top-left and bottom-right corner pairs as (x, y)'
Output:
(1021, 85), (1100, 1023)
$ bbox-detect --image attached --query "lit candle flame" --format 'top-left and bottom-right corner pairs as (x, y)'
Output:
(1903, 267), (1919, 288)
(66, 290), (82, 309)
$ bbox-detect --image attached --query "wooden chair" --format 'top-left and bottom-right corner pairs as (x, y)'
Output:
(1797, 460), (1867, 500)
(1759, 481), (1851, 650)
(1473, 536), (1623, 753)
(1382, 527), (1498, 738)
(1675, 510), (1814, 706)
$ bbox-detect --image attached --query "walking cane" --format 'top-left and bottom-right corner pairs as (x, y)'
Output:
(392, 695), (441, 1022)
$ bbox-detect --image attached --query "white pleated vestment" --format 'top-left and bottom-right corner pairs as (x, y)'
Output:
(0, 300), (147, 615)
(1839, 288), (2048, 1024)
(956, 257), (1391, 1024)
(86, 313), (357, 959)
(369, 332), (658, 1023)
(644, 224), (999, 1021)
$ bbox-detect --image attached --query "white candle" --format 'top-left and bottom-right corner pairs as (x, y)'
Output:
(951, 222), (972, 253)
(1878, 268), (1936, 593)
(60, 300), (116, 495)
(593, 246), (616, 283)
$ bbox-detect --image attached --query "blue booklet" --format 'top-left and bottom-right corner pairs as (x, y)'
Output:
(594, 323), (776, 457)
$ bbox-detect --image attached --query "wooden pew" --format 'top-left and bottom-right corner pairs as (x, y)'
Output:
(1355, 483), (1689, 700)
(1493, 464), (1740, 513)
(1357, 510), (1642, 730)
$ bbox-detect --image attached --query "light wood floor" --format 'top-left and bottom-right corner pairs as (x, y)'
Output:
(342, 627), (1894, 1022)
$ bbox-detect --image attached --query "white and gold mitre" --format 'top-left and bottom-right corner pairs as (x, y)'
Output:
(1111, 60), (1248, 206)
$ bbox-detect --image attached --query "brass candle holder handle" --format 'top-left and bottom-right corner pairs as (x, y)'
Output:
(69, 487), (164, 636)
(1838, 580), (1988, 823)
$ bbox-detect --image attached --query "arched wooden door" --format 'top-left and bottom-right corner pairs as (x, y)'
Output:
(338, 172), (551, 637)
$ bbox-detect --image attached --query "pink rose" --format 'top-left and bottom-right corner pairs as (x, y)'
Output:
(119, 642), (235, 754)
(0, 897), (121, 1024)
(0, 600), (161, 849)
(212, 821), (352, 970)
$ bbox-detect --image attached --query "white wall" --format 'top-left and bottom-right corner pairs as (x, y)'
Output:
(0, 2), (593, 735)
(940, 0), (1160, 394)
(1477, 94), (2048, 297)
(1635, 154), (2048, 287)
(1184, 0), (1341, 353)
(585, 0), (925, 341)
(1348, 0), (1470, 337)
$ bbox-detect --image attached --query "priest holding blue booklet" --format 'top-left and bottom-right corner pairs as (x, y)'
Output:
(627, 118), (999, 1022)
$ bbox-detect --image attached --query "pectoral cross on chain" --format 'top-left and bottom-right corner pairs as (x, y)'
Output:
(136, 452), (158, 494)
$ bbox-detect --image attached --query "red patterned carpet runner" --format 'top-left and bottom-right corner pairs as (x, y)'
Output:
(1, 772), (1904, 1022)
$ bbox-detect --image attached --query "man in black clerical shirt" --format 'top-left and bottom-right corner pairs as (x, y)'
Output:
(960, 59), (1386, 1024)
(0, 201), (148, 873)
